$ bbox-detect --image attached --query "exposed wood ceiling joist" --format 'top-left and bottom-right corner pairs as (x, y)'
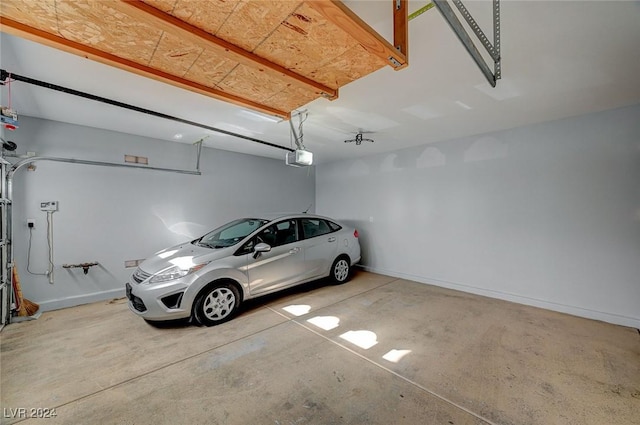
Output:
(0, 0), (408, 120)
(308, 0), (408, 70)
(113, 1), (337, 100)
(393, 0), (409, 61)
(0, 17), (292, 118)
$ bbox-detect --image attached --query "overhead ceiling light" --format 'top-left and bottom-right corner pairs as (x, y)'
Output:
(239, 110), (281, 123)
(454, 101), (473, 110)
(213, 122), (257, 136)
(402, 104), (442, 120)
(173, 133), (183, 140)
(475, 79), (521, 100)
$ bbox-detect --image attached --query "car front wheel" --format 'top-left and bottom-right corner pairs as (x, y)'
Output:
(193, 282), (240, 326)
(331, 256), (351, 284)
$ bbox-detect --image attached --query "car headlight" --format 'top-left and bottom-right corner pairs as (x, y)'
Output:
(149, 263), (208, 284)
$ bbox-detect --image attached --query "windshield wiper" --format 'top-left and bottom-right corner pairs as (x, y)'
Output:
(198, 241), (227, 249)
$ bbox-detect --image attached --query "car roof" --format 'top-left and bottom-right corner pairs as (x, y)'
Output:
(256, 212), (340, 222)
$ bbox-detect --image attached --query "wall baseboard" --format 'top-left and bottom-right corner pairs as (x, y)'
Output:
(359, 266), (640, 329)
(37, 288), (126, 312)
(27, 268), (640, 330)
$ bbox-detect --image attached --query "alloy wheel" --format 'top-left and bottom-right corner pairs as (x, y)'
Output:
(334, 259), (350, 282)
(202, 287), (236, 321)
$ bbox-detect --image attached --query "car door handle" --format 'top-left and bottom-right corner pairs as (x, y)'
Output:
(289, 247), (300, 254)
(328, 237), (336, 242)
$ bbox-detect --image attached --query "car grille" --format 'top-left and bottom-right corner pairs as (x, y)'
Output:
(132, 268), (152, 283)
(126, 282), (147, 312)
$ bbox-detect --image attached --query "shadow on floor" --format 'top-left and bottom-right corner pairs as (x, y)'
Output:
(143, 271), (357, 329)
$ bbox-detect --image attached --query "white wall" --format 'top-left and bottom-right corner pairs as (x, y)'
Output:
(317, 104), (640, 328)
(10, 117), (315, 311)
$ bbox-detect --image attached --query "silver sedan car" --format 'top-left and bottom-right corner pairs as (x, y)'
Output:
(126, 213), (361, 326)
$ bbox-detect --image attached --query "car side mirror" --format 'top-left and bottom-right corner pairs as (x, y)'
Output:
(253, 242), (271, 259)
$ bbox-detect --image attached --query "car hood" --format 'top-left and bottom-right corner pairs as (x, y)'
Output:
(138, 241), (235, 275)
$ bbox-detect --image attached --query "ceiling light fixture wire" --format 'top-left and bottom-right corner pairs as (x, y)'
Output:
(289, 109), (308, 151)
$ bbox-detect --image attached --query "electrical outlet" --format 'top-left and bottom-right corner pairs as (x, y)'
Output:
(27, 219), (35, 228)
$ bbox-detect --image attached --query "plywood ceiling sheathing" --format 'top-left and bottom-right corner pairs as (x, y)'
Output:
(0, 16), (291, 118)
(115, 1), (337, 99)
(0, 0), (407, 119)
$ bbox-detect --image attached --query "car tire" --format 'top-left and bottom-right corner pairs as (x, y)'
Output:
(331, 256), (351, 284)
(193, 282), (241, 326)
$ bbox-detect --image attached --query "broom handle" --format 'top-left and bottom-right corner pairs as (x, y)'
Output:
(11, 279), (21, 311)
(12, 264), (25, 313)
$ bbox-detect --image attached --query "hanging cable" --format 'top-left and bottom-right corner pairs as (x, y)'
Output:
(26, 227), (47, 276)
(7, 73), (11, 107)
(288, 110), (308, 151)
(297, 111), (308, 149)
(26, 212), (55, 282)
(47, 211), (54, 284)
(289, 126), (294, 150)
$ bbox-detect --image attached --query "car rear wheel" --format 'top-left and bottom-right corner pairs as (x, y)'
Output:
(194, 282), (240, 326)
(331, 256), (351, 284)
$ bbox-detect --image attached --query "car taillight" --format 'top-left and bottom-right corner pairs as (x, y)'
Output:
(354, 229), (359, 238)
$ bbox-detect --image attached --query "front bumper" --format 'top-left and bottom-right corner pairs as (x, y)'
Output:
(125, 279), (192, 321)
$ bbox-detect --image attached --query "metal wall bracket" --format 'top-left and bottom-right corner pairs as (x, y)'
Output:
(62, 262), (99, 275)
(433, 0), (501, 87)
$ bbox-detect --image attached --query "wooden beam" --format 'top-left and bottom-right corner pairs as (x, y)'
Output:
(393, 0), (408, 64)
(0, 18), (291, 119)
(307, 0), (407, 70)
(114, 0), (337, 100)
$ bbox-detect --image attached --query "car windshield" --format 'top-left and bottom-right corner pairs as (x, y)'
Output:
(195, 218), (269, 249)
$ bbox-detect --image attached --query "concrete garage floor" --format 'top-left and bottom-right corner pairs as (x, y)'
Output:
(1, 271), (639, 425)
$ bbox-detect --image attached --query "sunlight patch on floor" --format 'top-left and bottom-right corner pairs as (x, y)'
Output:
(339, 330), (378, 349)
(306, 315), (340, 331)
(282, 304), (311, 316)
(382, 349), (412, 363)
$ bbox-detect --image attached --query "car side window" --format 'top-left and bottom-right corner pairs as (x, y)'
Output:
(257, 225), (277, 246)
(301, 218), (336, 239)
(234, 219), (303, 255)
(327, 220), (342, 232)
(251, 219), (299, 249)
(273, 220), (299, 247)
(236, 237), (257, 256)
